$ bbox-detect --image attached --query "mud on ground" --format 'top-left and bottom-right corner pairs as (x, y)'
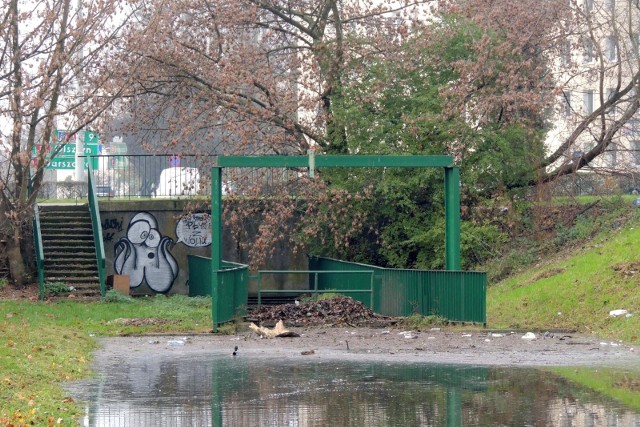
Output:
(98, 326), (640, 368)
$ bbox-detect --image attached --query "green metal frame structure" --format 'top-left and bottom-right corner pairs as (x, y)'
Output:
(210, 154), (462, 329)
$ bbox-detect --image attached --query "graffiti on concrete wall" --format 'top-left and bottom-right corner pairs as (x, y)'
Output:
(114, 212), (179, 293)
(101, 217), (124, 243)
(176, 213), (211, 247)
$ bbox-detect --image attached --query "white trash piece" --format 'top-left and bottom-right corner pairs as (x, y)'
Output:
(609, 309), (629, 317)
(521, 332), (537, 340)
(167, 340), (185, 346)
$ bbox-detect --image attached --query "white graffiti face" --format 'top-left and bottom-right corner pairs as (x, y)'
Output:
(114, 212), (179, 293)
(128, 220), (161, 248)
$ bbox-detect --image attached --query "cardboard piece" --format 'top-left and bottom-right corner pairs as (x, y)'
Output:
(108, 275), (130, 295)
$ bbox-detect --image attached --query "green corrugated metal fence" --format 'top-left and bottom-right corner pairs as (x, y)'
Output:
(308, 256), (486, 324)
(188, 255), (249, 325)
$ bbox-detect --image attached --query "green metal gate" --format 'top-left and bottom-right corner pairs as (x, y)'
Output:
(188, 255), (249, 326)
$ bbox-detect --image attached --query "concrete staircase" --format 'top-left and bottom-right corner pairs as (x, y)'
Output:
(39, 204), (101, 297)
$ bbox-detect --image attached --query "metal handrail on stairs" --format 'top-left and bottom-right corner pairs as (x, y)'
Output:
(87, 162), (106, 297)
(33, 204), (45, 300)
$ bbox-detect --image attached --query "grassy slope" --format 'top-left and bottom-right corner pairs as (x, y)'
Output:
(488, 210), (640, 343)
(487, 207), (640, 411)
(0, 295), (213, 426)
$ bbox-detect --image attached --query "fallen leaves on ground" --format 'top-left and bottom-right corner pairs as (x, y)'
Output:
(248, 296), (393, 327)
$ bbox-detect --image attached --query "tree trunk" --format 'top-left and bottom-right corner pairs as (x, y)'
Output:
(6, 235), (26, 287)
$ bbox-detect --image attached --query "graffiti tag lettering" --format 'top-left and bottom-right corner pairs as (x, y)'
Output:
(102, 217), (124, 232)
(176, 213), (212, 247)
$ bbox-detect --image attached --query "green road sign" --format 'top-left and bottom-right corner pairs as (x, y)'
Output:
(56, 143), (100, 156)
(37, 143), (100, 157)
(31, 129), (100, 170)
(46, 157), (99, 170)
(84, 130), (99, 144)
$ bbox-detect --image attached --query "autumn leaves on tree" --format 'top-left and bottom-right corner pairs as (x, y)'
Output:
(2, 0), (640, 281)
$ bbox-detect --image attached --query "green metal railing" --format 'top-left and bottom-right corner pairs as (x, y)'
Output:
(309, 256), (487, 324)
(188, 255), (249, 331)
(32, 204), (45, 300)
(255, 270), (374, 307)
(87, 163), (106, 297)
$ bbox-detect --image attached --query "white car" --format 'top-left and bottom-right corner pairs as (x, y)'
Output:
(153, 167), (200, 198)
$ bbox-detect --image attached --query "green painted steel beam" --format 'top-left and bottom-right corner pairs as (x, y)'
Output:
(217, 154), (454, 168)
(316, 155), (453, 168)
(444, 167), (461, 271)
(211, 166), (223, 332)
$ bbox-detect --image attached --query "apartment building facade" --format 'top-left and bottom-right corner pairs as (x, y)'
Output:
(546, 0), (640, 182)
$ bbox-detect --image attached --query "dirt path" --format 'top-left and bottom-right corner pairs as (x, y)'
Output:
(96, 326), (640, 368)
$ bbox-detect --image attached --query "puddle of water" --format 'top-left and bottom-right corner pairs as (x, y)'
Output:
(68, 355), (640, 427)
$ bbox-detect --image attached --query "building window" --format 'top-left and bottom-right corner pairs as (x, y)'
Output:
(627, 117), (640, 137)
(605, 36), (618, 62)
(561, 42), (571, 66)
(583, 39), (595, 63)
(584, 90), (594, 114)
(633, 141), (640, 165)
(607, 143), (617, 166)
(585, 0), (594, 12)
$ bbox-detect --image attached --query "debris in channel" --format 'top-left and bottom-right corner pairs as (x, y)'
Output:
(249, 320), (300, 338)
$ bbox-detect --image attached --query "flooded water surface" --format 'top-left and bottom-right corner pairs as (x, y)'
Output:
(68, 353), (640, 427)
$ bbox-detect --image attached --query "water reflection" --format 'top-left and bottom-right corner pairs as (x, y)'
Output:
(69, 355), (640, 426)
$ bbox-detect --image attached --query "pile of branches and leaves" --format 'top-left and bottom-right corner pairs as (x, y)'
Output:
(247, 296), (395, 327)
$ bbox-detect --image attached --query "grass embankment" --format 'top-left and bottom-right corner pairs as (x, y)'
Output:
(0, 295), (212, 426)
(486, 198), (640, 411)
(487, 213), (639, 343)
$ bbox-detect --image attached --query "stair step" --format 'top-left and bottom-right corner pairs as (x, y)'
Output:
(45, 270), (98, 277)
(41, 222), (92, 227)
(43, 244), (96, 251)
(45, 276), (99, 283)
(40, 211), (90, 215)
(45, 262), (98, 268)
(66, 282), (102, 297)
(45, 251), (97, 257)
(42, 235), (95, 242)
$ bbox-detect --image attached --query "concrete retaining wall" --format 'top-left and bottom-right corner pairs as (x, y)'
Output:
(99, 200), (306, 295)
